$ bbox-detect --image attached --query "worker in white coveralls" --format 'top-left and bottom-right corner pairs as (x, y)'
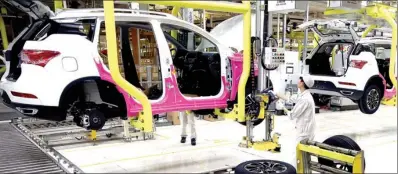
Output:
(180, 110), (197, 146)
(272, 75), (316, 169)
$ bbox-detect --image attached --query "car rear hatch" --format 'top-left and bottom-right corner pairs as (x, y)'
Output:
(295, 19), (359, 43)
(4, 0), (55, 20)
(1, 0), (55, 81)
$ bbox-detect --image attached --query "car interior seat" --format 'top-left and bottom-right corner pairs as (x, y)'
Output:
(120, 26), (144, 91)
(332, 49), (348, 76)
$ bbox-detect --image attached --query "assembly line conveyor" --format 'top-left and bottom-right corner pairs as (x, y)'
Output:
(0, 121), (82, 173)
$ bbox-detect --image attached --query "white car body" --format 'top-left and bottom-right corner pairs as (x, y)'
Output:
(206, 16), (392, 114)
(0, 1), (234, 128)
(298, 19), (392, 114)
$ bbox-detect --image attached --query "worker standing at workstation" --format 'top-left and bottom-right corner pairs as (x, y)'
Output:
(180, 110), (197, 146)
(272, 75), (316, 169)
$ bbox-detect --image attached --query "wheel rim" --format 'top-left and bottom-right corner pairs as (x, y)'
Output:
(244, 161), (288, 173)
(366, 89), (379, 110)
(245, 94), (260, 121)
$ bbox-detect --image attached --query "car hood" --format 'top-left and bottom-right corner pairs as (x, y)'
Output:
(196, 13), (260, 52)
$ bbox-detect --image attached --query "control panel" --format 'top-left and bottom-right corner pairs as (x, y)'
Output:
(264, 47), (285, 65)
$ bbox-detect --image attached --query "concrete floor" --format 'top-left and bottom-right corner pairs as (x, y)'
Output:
(0, 103), (21, 121)
(53, 105), (397, 173)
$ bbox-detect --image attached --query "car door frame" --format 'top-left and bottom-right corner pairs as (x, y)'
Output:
(92, 15), (230, 116)
(155, 18), (229, 100)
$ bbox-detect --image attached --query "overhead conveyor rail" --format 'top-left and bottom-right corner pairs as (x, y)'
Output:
(0, 123), (76, 173)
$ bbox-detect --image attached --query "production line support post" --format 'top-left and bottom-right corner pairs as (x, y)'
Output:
(103, 1), (252, 134)
(242, 0), (281, 153)
(0, 7), (8, 73)
(302, 2), (310, 74)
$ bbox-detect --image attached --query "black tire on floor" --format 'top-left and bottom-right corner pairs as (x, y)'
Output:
(318, 135), (365, 173)
(358, 84), (382, 114)
(235, 159), (296, 174)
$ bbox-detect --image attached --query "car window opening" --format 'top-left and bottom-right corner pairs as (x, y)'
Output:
(97, 21), (163, 100)
(160, 23), (222, 98)
(308, 42), (353, 77)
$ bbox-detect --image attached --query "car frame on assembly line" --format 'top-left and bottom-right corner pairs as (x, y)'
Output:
(0, 0), (263, 130)
(297, 19), (393, 114)
(200, 15), (393, 115)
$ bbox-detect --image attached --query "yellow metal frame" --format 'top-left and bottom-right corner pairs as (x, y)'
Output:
(361, 24), (377, 38)
(296, 142), (365, 173)
(364, 4), (398, 106)
(325, 3), (397, 106)
(103, 1), (252, 131)
(0, 8), (8, 73)
(54, 0), (64, 11)
(171, 7), (180, 39)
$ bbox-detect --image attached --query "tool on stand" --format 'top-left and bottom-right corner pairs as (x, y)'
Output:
(239, 0), (285, 152)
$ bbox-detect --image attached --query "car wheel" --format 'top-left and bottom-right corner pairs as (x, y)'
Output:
(238, 91), (265, 126)
(358, 99), (365, 113)
(318, 135), (365, 173)
(235, 77), (267, 127)
(79, 109), (106, 130)
(359, 85), (381, 114)
(235, 159), (296, 174)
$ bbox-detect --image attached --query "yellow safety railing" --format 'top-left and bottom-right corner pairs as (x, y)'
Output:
(103, 1), (251, 130)
(297, 140), (365, 173)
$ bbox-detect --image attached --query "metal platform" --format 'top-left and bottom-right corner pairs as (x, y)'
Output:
(0, 116), (157, 173)
(0, 105), (395, 173)
(0, 122), (80, 173)
(12, 117), (154, 147)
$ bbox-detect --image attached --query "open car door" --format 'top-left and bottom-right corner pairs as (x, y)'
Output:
(295, 19), (359, 42)
(4, 0), (55, 20)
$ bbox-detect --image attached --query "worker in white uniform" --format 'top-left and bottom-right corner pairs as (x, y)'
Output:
(273, 75), (316, 169)
(180, 110), (197, 146)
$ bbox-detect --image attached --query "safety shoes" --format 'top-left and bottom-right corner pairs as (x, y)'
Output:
(180, 136), (196, 146)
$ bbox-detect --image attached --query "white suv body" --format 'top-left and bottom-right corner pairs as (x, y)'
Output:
(299, 19), (392, 114)
(201, 16), (392, 115)
(0, 0), (239, 130)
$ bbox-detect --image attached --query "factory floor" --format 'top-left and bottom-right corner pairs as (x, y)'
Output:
(50, 105), (396, 173)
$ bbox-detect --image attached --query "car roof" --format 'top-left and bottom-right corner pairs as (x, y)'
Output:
(52, 8), (178, 20)
(358, 37), (392, 45)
